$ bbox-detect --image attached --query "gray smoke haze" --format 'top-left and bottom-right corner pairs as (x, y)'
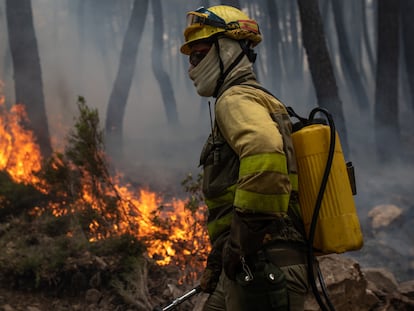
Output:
(0, 0), (413, 280)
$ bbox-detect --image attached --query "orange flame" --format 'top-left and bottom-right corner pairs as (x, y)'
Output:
(0, 84), (210, 280)
(0, 88), (42, 184)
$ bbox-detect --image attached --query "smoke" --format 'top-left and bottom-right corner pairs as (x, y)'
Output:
(1, 0), (413, 280)
(26, 1), (209, 192)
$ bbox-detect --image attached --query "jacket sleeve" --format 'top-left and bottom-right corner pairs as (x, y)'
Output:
(215, 87), (292, 215)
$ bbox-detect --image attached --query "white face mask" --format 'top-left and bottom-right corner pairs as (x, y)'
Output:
(188, 46), (220, 97)
(189, 38), (252, 97)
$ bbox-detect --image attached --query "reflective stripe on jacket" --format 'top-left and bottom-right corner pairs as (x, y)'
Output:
(200, 82), (301, 244)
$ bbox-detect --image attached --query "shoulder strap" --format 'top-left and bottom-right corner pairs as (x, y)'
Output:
(241, 83), (282, 101)
(240, 83), (308, 123)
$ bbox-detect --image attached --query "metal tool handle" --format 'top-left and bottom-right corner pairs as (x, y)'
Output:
(153, 285), (202, 311)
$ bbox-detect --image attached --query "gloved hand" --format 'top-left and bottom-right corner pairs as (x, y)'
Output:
(199, 267), (220, 293)
(199, 248), (222, 293)
(222, 241), (242, 281)
(223, 210), (270, 280)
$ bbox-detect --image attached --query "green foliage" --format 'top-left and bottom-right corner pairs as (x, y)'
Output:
(0, 171), (47, 220)
(66, 97), (107, 180)
(0, 97), (146, 292)
(90, 233), (144, 258)
(36, 96), (138, 239)
(0, 211), (145, 290)
(37, 152), (75, 199)
(0, 215), (80, 288)
(0, 96), (208, 297)
(39, 213), (72, 237)
(181, 172), (205, 213)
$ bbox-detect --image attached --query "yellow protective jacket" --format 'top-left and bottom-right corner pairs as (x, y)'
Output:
(200, 77), (306, 255)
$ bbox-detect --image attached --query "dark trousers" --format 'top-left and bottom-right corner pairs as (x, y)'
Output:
(203, 263), (308, 311)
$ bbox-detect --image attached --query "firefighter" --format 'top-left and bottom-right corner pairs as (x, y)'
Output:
(180, 5), (309, 311)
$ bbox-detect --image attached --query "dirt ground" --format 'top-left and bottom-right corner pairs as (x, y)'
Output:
(0, 287), (125, 311)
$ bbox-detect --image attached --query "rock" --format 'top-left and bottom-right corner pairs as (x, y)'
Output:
(351, 203), (414, 283)
(368, 204), (402, 230)
(26, 307), (41, 311)
(387, 292), (414, 311)
(1, 305), (14, 311)
(305, 254), (378, 311)
(399, 280), (414, 299)
(363, 267), (399, 294)
(85, 288), (102, 304)
(190, 254), (411, 311)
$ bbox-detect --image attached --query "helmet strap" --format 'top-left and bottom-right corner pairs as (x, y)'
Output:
(213, 39), (246, 98)
(215, 39), (225, 76)
(239, 40), (257, 63)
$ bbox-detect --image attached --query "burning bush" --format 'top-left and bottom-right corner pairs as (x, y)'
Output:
(0, 93), (209, 307)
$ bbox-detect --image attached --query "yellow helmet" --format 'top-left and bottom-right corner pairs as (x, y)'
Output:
(180, 5), (262, 55)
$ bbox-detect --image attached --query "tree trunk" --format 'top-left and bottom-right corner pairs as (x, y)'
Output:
(361, 0), (376, 88)
(200, 0), (210, 7)
(401, 0), (414, 111)
(105, 0), (148, 159)
(286, 1), (304, 96)
(151, 0), (178, 125)
(6, 0), (52, 159)
(85, 0), (118, 88)
(297, 0), (349, 156)
(265, 0), (282, 93)
(331, 0), (370, 111)
(375, 0), (400, 163)
(221, 0), (241, 8)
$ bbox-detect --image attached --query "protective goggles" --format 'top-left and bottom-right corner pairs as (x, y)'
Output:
(189, 48), (211, 67)
(186, 7), (227, 29)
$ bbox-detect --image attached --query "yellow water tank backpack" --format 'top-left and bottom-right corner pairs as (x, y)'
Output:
(288, 106), (363, 255)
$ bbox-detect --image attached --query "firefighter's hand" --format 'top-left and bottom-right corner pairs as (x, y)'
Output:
(200, 248), (222, 293)
(199, 267), (220, 293)
(222, 242), (241, 281)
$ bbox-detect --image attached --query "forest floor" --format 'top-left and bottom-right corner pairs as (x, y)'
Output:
(0, 287), (82, 311)
(0, 287), (124, 311)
